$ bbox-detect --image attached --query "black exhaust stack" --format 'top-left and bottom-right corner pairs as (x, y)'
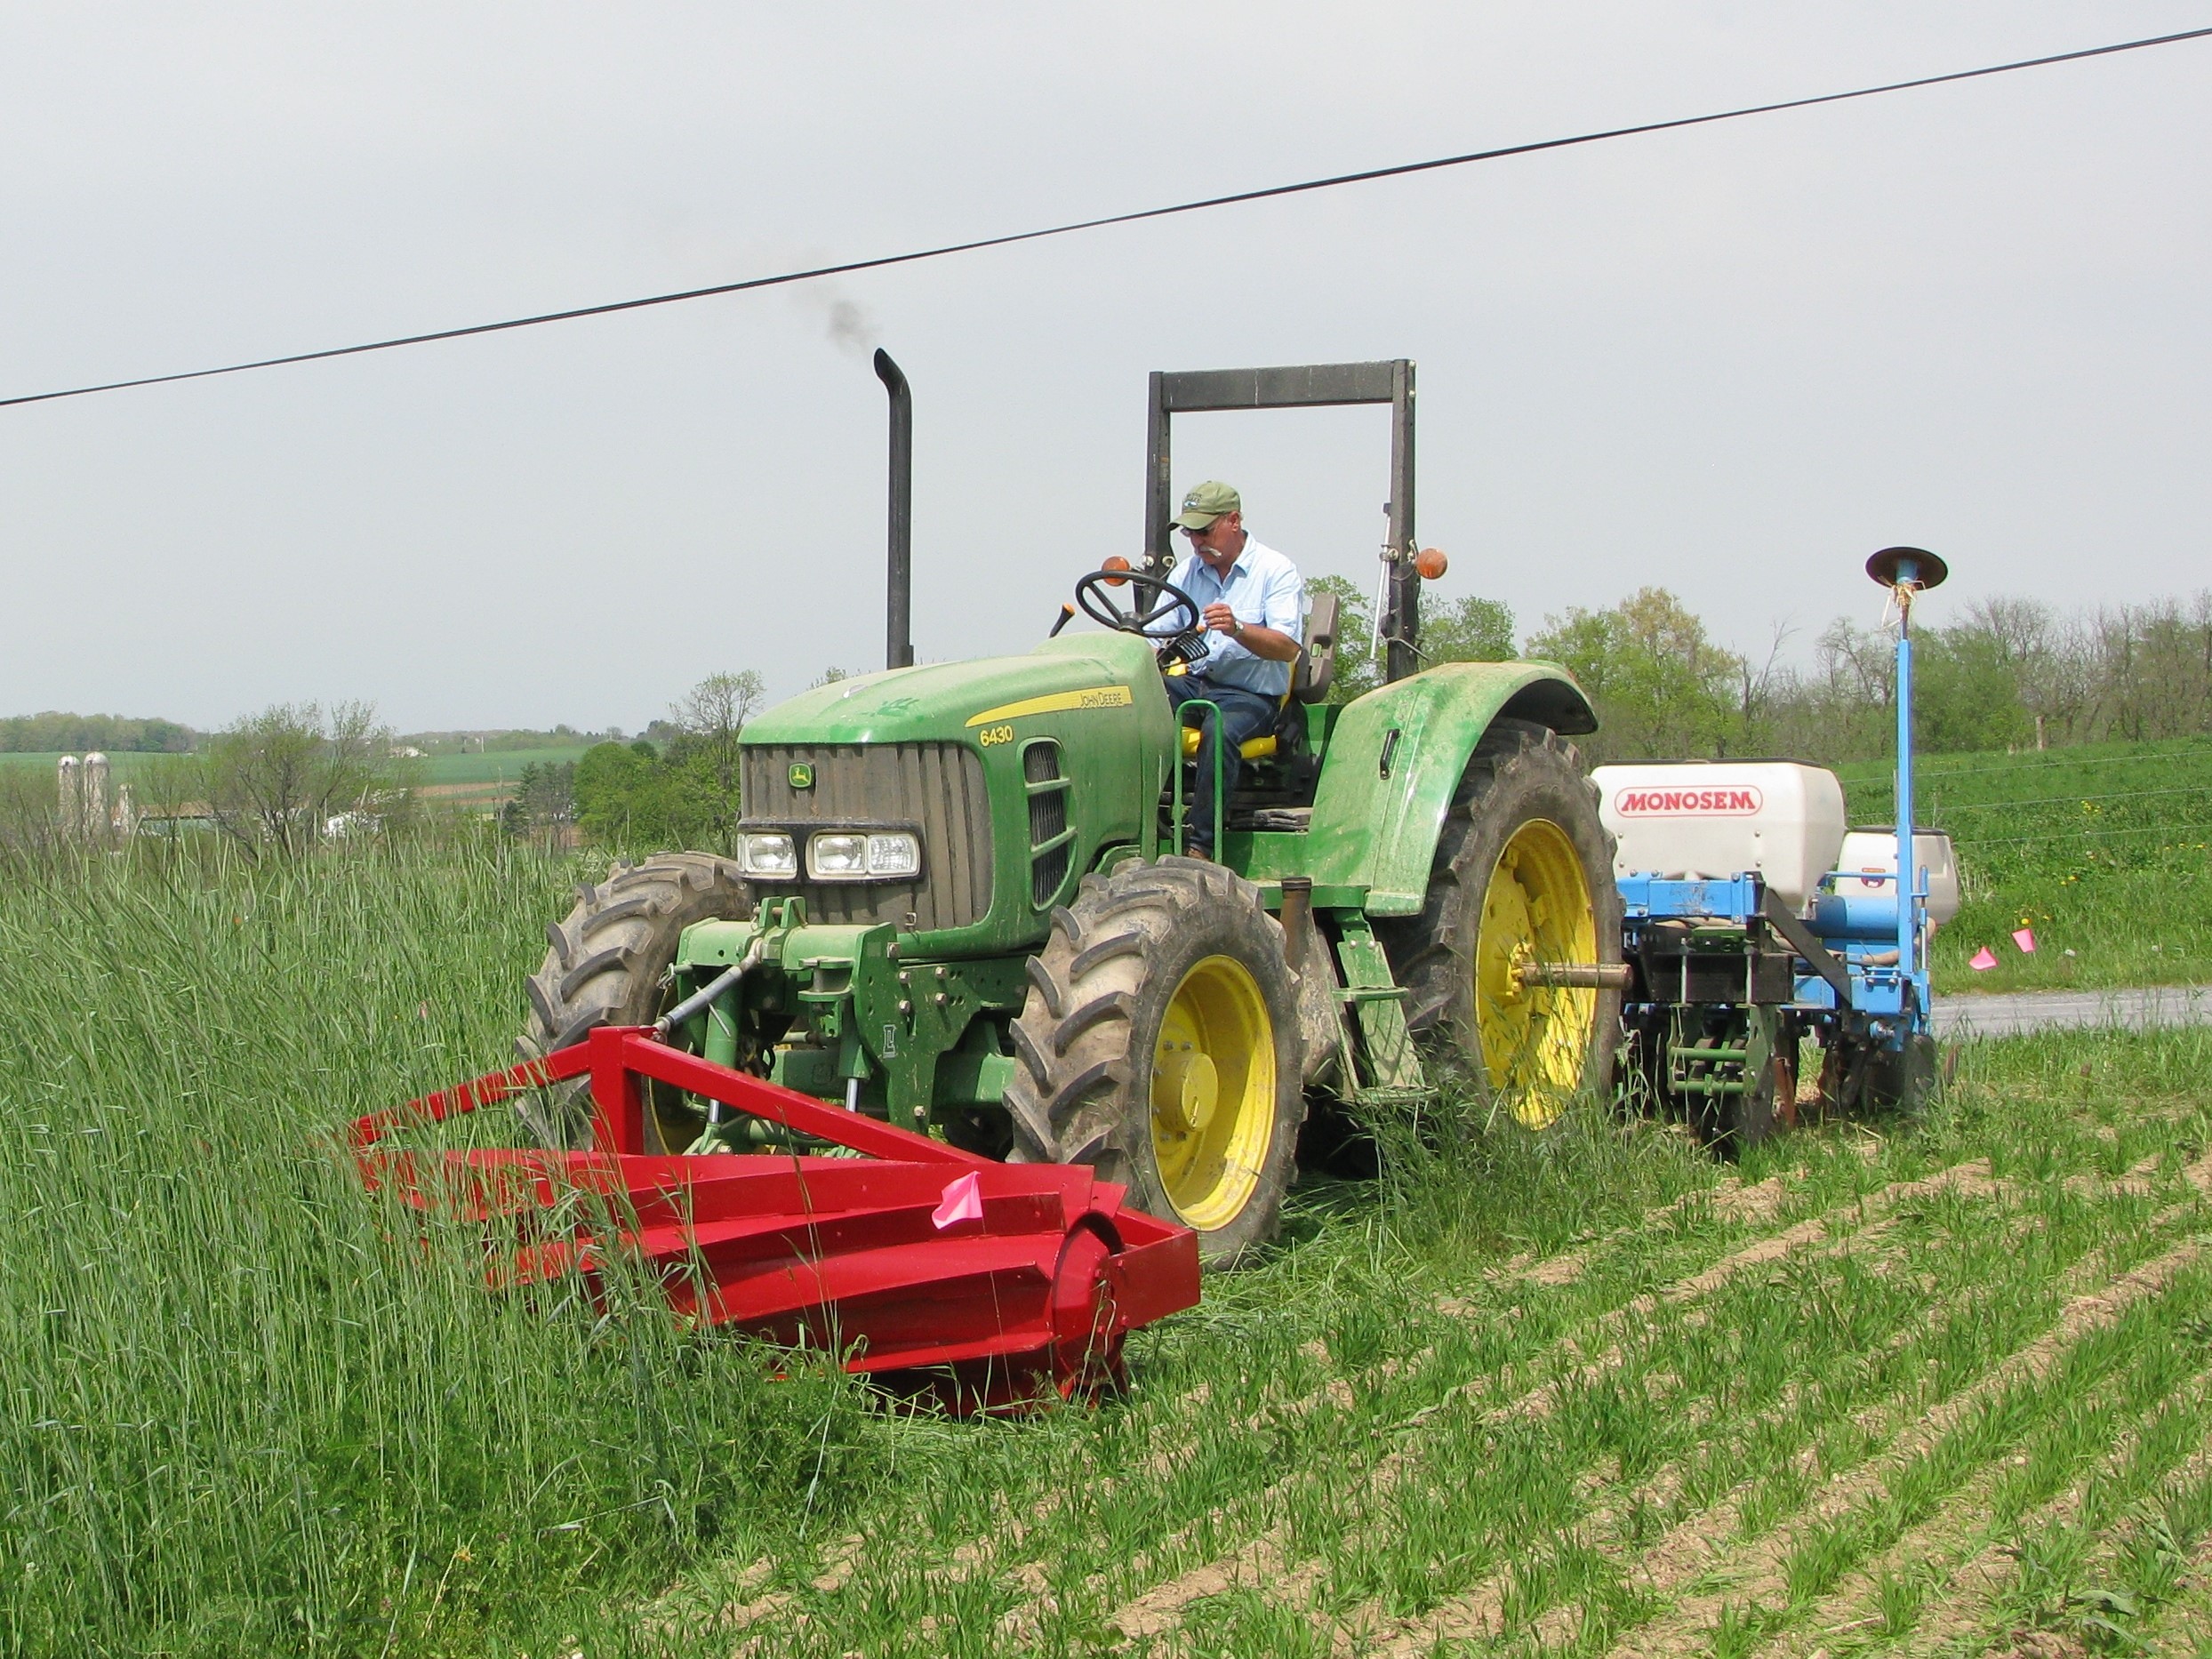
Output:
(873, 349), (914, 670)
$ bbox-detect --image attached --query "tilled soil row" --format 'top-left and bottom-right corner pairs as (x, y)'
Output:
(1847, 1368), (2212, 1659)
(1093, 1161), (1995, 1647)
(1485, 1171), (1796, 1293)
(1742, 1380), (2177, 1658)
(1342, 1199), (2057, 1657)
(1584, 1151), (2212, 1659)
(910, 1174), (1795, 1613)
(1596, 1217), (2210, 1656)
(1746, 1158), (2189, 1658)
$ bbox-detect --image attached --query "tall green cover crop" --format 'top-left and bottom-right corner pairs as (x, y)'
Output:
(0, 845), (842, 1655)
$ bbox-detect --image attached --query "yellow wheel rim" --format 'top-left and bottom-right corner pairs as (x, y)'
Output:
(1472, 819), (1599, 1129)
(1150, 955), (1277, 1231)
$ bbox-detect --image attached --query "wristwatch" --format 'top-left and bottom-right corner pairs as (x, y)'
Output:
(1230, 621), (1246, 643)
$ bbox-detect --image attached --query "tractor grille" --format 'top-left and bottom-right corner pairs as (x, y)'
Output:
(742, 742), (993, 931)
(1024, 741), (1072, 909)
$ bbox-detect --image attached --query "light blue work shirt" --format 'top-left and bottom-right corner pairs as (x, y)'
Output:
(1152, 535), (1304, 700)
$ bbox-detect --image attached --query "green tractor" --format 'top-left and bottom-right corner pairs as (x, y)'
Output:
(525, 359), (1623, 1266)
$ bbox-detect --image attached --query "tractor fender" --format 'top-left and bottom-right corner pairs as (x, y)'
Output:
(1302, 662), (1596, 916)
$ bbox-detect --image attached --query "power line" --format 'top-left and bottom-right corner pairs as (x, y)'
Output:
(1968, 822), (2212, 848)
(1842, 737), (2212, 788)
(1936, 783), (2212, 813)
(1937, 791), (2212, 818)
(5, 22), (2211, 412)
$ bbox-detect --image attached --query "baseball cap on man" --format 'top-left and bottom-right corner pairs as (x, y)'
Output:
(1171, 480), (1240, 531)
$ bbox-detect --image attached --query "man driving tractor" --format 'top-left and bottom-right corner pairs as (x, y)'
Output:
(1152, 480), (1303, 858)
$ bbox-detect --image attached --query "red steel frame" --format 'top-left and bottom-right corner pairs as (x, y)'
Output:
(352, 1027), (1200, 1408)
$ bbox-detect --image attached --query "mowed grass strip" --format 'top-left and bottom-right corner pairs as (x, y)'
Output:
(1767, 1356), (2212, 1655)
(721, 1158), (2105, 1655)
(661, 1032), (2212, 1659)
(2112, 1463), (2212, 1656)
(854, 1066), (2203, 1659)
(608, 1118), (1703, 1654)
(781, 1122), (1780, 1634)
(1064, 1153), (1947, 1641)
(1726, 1264), (2212, 1658)
(1343, 1196), (2066, 1656)
(631, 1121), (1877, 1652)
(1098, 1160), (1998, 1647)
(1205, 1171), (2097, 1654)
(1590, 1207), (2212, 1655)
(1905, 1323), (2212, 1655)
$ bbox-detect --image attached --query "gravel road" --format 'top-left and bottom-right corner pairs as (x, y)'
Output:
(1936, 983), (2212, 1039)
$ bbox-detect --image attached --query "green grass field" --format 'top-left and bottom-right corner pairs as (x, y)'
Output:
(1838, 735), (2212, 998)
(0, 750), (188, 779)
(415, 748), (593, 786)
(10, 730), (2208, 992)
(0, 748), (590, 821)
(4, 843), (2210, 1655)
(0, 749), (591, 784)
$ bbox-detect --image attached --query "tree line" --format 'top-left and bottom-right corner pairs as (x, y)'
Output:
(502, 671), (770, 854)
(1320, 580), (2212, 766)
(13, 583), (2205, 859)
(536, 584), (2212, 852)
(0, 711), (195, 753)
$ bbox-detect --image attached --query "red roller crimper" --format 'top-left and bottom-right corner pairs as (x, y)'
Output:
(351, 1027), (1199, 1411)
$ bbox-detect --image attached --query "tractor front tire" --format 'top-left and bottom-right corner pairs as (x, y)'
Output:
(1379, 721), (1623, 1129)
(520, 852), (752, 1152)
(1005, 857), (1304, 1270)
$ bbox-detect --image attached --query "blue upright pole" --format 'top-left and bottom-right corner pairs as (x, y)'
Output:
(1893, 565), (1916, 1007)
(1869, 546), (1946, 1038)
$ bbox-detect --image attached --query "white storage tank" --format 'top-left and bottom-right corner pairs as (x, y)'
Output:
(84, 752), (108, 837)
(1826, 828), (1961, 927)
(1592, 761), (1847, 911)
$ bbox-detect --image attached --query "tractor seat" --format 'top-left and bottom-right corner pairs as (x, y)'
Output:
(1172, 590), (1339, 765)
(1181, 725), (1278, 762)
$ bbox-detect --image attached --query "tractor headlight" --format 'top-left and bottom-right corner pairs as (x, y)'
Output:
(808, 833), (869, 878)
(865, 832), (920, 877)
(739, 832), (797, 878)
(798, 830), (923, 880)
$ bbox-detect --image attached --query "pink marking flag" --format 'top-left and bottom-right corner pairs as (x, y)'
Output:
(2013, 927), (2037, 953)
(1970, 945), (1999, 972)
(931, 1170), (984, 1230)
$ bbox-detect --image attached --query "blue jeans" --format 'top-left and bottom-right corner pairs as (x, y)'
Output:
(1164, 679), (1279, 854)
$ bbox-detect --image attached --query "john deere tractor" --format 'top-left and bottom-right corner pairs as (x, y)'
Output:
(525, 358), (1622, 1265)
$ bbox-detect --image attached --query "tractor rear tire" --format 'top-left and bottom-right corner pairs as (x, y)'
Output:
(1377, 720), (1623, 1129)
(1004, 857), (1304, 1270)
(520, 852), (753, 1153)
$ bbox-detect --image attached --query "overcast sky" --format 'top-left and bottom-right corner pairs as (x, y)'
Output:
(4, 4), (2209, 733)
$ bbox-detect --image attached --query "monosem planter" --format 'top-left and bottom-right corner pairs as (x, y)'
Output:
(1594, 548), (1957, 1150)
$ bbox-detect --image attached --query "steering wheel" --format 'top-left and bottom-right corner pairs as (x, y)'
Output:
(1074, 568), (1202, 637)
